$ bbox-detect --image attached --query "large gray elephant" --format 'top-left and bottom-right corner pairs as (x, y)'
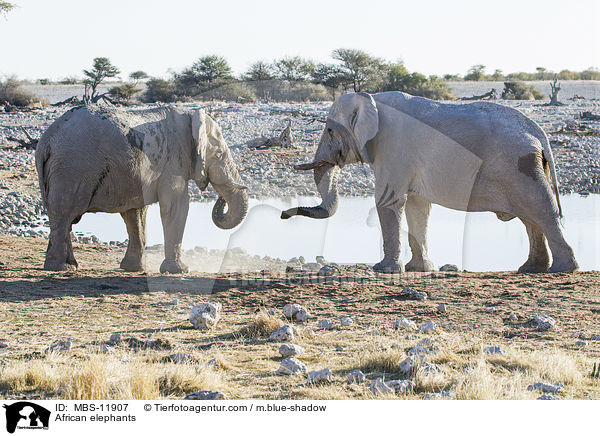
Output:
(35, 105), (248, 273)
(282, 92), (578, 274)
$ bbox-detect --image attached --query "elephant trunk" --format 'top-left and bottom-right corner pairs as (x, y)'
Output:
(211, 182), (249, 229)
(281, 164), (339, 219)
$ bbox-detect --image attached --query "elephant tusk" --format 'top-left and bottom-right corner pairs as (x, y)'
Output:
(293, 161), (327, 171)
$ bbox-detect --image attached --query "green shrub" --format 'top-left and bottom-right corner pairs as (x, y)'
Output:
(383, 70), (455, 100)
(0, 78), (44, 106)
(109, 83), (141, 101)
(247, 80), (329, 102)
(142, 78), (177, 103)
(195, 82), (256, 102)
(501, 81), (544, 100)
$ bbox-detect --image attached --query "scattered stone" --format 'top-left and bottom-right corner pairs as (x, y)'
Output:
(100, 344), (113, 354)
(335, 347), (344, 352)
(387, 379), (415, 394)
(527, 382), (563, 394)
(407, 338), (438, 356)
(394, 318), (418, 330)
(206, 358), (219, 369)
(45, 340), (72, 354)
(508, 313), (518, 321)
(420, 362), (442, 374)
(437, 303), (447, 313)
(537, 394), (562, 400)
(269, 325), (298, 342)
(483, 346), (504, 355)
(171, 299), (179, 306)
(400, 287), (428, 301)
(398, 355), (418, 374)
(340, 317), (354, 327)
(423, 390), (456, 400)
(347, 369), (366, 384)
(486, 307), (496, 313)
(575, 340), (588, 346)
(189, 302), (222, 330)
(282, 304), (311, 322)
(531, 315), (556, 332)
(295, 309), (310, 323)
(306, 368), (332, 384)
(108, 332), (122, 345)
(591, 334), (600, 341)
(318, 265), (339, 276)
(278, 343), (304, 358)
(0, 342), (8, 348)
(419, 321), (437, 333)
(169, 353), (193, 364)
(184, 391), (226, 400)
(277, 357), (307, 375)
(439, 264), (458, 272)
(125, 337), (171, 351)
(370, 378), (393, 396)
(318, 319), (334, 330)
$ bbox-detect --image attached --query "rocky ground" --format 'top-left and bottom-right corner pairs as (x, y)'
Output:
(0, 95), (599, 242)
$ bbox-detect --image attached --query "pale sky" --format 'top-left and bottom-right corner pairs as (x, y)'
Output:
(1, 0), (598, 81)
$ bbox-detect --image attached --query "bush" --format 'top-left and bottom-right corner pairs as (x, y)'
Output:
(194, 82), (256, 102)
(501, 81), (544, 100)
(247, 80), (329, 102)
(59, 76), (79, 85)
(383, 70), (455, 100)
(142, 78), (177, 103)
(109, 83), (141, 101)
(0, 78), (44, 106)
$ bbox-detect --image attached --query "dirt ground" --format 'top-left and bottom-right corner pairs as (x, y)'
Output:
(0, 234), (599, 400)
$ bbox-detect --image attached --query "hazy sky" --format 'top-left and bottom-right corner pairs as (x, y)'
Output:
(1, 0), (598, 81)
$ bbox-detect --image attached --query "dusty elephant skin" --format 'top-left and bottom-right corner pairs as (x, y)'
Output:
(35, 106), (248, 273)
(282, 92), (578, 274)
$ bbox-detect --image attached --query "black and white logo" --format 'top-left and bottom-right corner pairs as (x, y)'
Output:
(3, 402), (50, 433)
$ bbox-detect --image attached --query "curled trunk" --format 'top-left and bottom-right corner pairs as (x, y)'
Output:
(281, 165), (339, 219)
(211, 183), (249, 229)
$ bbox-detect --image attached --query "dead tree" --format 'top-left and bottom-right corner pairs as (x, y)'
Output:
(459, 88), (497, 101)
(548, 76), (564, 106)
(7, 126), (38, 149)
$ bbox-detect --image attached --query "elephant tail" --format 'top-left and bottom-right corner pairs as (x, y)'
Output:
(34, 139), (50, 208)
(539, 132), (563, 219)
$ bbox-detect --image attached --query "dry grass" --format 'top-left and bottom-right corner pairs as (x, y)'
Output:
(237, 311), (283, 339)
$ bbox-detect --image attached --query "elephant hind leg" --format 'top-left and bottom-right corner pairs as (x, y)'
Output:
(518, 219), (549, 273)
(44, 214), (79, 271)
(405, 195), (435, 272)
(120, 206), (148, 272)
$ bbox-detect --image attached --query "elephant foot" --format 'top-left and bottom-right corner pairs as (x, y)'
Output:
(159, 259), (189, 274)
(405, 257), (435, 272)
(548, 257), (578, 273)
(120, 257), (145, 272)
(373, 259), (404, 274)
(44, 260), (77, 271)
(517, 261), (549, 274)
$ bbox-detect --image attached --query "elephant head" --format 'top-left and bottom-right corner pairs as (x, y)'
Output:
(191, 110), (248, 229)
(281, 92), (379, 220)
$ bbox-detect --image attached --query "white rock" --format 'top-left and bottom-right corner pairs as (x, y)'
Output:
(408, 338), (438, 356)
(400, 287), (428, 301)
(277, 357), (307, 375)
(283, 303), (303, 318)
(508, 313), (518, 321)
(340, 317), (354, 327)
(575, 340), (587, 346)
(394, 318), (417, 330)
(537, 394), (562, 400)
(45, 340), (72, 353)
(527, 382), (563, 394)
(483, 346), (504, 355)
(419, 321), (437, 333)
(278, 343), (304, 357)
(0, 342), (8, 348)
(306, 368), (332, 384)
(486, 307), (496, 313)
(269, 325), (297, 342)
(347, 369), (366, 384)
(170, 353), (193, 363)
(436, 303), (447, 313)
(318, 319), (334, 330)
(423, 390), (456, 400)
(189, 302), (222, 330)
(399, 356), (417, 374)
(387, 379), (415, 394)
(439, 264), (458, 272)
(370, 378), (393, 396)
(295, 309), (311, 323)
(532, 315), (556, 331)
(420, 362), (442, 374)
(184, 390), (226, 400)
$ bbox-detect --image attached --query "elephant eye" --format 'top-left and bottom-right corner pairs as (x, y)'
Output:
(327, 128), (333, 135)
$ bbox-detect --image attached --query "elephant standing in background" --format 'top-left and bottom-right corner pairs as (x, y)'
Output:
(282, 92), (578, 274)
(35, 106), (248, 273)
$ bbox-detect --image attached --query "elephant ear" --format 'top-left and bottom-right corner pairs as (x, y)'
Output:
(330, 92), (379, 161)
(190, 109), (208, 188)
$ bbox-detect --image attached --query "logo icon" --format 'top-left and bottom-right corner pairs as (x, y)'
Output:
(3, 402), (50, 433)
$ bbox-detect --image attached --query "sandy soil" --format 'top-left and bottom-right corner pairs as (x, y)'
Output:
(0, 234), (598, 400)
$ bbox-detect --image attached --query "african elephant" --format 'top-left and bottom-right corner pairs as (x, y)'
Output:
(282, 92), (578, 274)
(35, 105), (248, 273)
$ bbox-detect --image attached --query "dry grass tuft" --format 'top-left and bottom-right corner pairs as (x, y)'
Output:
(237, 311), (283, 339)
(358, 348), (405, 373)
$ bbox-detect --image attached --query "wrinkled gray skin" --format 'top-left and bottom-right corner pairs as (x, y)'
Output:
(35, 106), (248, 273)
(282, 92), (578, 274)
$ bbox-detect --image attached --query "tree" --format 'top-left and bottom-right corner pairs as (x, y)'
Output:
(0, 1), (15, 16)
(174, 55), (233, 96)
(492, 69), (504, 80)
(243, 61), (275, 81)
(83, 57), (120, 102)
(129, 71), (149, 83)
(311, 63), (349, 98)
(382, 61), (409, 91)
(273, 56), (314, 82)
(464, 64), (486, 81)
(331, 48), (385, 92)
(142, 78), (176, 103)
(109, 83), (141, 102)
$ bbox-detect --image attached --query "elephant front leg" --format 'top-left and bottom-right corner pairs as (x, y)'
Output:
(405, 195), (435, 272)
(158, 188), (189, 274)
(120, 206), (148, 272)
(373, 187), (406, 274)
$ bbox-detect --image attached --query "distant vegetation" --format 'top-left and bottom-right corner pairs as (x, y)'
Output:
(0, 77), (44, 106)
(453, 65), (600, 82)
